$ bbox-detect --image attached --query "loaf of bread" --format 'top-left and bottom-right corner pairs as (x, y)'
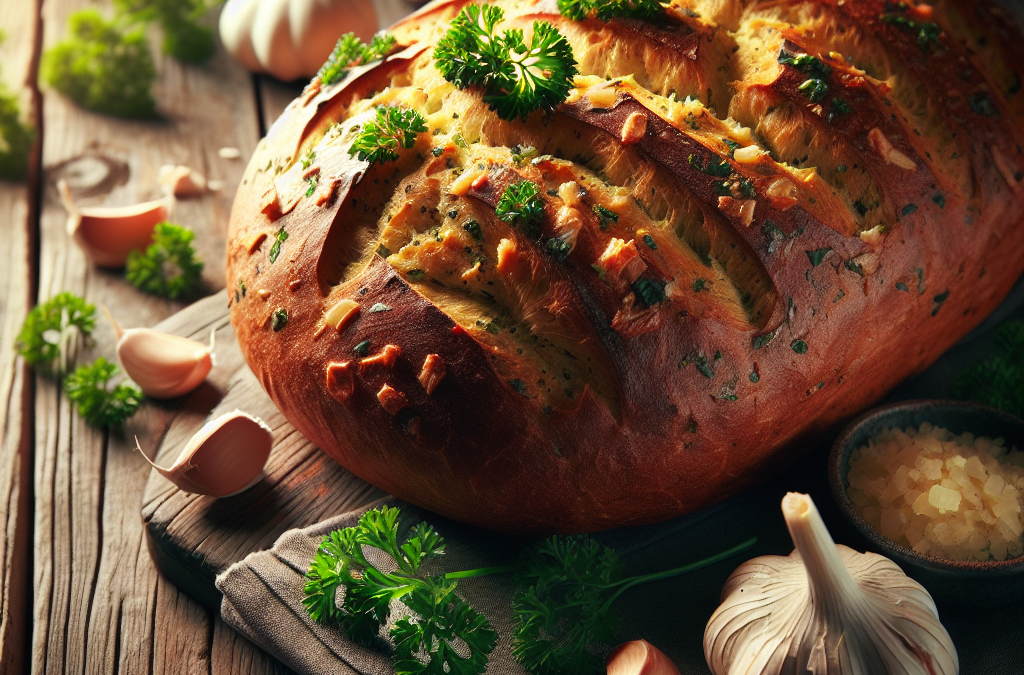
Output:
(226, 0), (1024, 533)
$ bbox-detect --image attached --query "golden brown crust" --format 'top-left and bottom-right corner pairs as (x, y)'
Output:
(227, 0), (1024, 533)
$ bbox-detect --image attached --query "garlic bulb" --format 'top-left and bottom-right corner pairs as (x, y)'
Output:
(110, 315), (215, 399)
(218, 0), (378, 81)
(606, 640), (680, 675)
(704, 492), (958, 675)
(158, 164), (206, 197)
(137, 410), (273, 497)
(58, 179), (171, 267)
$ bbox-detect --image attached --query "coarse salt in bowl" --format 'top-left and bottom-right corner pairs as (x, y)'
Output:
(829, 400), (1024, 608)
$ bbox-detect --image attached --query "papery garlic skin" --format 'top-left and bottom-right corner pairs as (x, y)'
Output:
(116, 327), (214, 399)
(704, 493), (958, 675)
(138, 410), (272, 497)
(59, 179), (172, 267)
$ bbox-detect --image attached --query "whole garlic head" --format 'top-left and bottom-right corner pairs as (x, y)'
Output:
(219, 0), (378, 81)
(704, 492), (958, 675)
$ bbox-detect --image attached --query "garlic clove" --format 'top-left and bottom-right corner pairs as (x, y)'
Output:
(137, 410), (273, 497)
(159, 164), (207, 197)
(59, 179), (172, 268)
(606, 640), (680, 675)
(704, 492), (958, 675)
(113, 317), (215, 399)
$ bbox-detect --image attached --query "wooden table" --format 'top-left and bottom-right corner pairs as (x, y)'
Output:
(0, 0), (413, 672)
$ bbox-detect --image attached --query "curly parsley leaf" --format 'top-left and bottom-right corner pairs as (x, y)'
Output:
(0, 37), (34, 181)
(41, 9), (157, 118)
(513, 535), (623, 675)
(349, 105), (428, 166)
(950, 318), (1024, 418)
(558, 0), (664, 23)
(65, 357), (143, 427)
(16, 292), (96, 374)
(114, 0), (217, 63)
(496, 181), (545, 237)
(303, 507), (497, 675)
(434, 5), (578, 121)
(126, 222), (204, 299)
(317, 32), (397, 87)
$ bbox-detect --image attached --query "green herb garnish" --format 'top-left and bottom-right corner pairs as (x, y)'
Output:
(777, 49), (831, 103)
(592, 204), (618, 230)
(433, 4), (578, 121)
(125, 222), (203, 300)
(496, 181), (545, 237)
(0, 33), (34, 181)
(900, 203), (918, 216)
(931, 289), (949, 316)
(805, 248), (832, 267)
(114, 0), (217, 63)
(968, 92), (998, 117)
(692, 278), (709, 292)
(269, 227), (288, 263)
(353, 340), (371, 357)
(303, 507), (498, 675)
(305, 506), (756, 675)
(317, 33), (397, 87)
(16, 292), (96, 373)
(42, 10), (157, 118)
(880, 11), (942, 52)
(65, 357), (142, 427)
(545, 237), (573, 262)
(791, 339), (808, 354)
(642, 234), (658, 250)
(632, 277), (666, 307)
(349, 105), (428, 166)
(950, 318), (1023, 417)
(271, 308), (288, 331)
(687, 153), (732, 177)
(557, 0), (664, 22)
(463, 219), (483, 240)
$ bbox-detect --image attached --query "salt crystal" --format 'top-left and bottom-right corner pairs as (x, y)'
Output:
(892, 465), (911, 492)
(991, 537), (1008, 561)
(880, 476), (905, 505)
(908, 468), (922, 483)
(963, 455), (988, 481)
(880, 508), (905, 538)
(949, 465), (970, 488)
(912, 539), (931, 555)
(984, 474), (1006, 497)
(921, 458), (943, 481)
(905, 525), (925, 547)
(904, 488), (922, 507)
(912, 491), (941, 518)
(928, 484), (961, 513)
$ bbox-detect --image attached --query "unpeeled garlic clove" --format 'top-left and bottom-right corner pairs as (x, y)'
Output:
(159, 164), (207, 197)
(112, 317), (215, 399)
(137, 410), (273, 497)
(59, 179), (172, 267)
(606, 640), (680, 675)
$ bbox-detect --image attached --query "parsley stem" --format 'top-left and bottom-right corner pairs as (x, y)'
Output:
(445, 563), (518, 579)
(603, 536), (757, 607)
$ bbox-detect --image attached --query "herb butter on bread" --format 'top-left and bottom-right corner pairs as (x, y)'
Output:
(227, 0), (1024, 533)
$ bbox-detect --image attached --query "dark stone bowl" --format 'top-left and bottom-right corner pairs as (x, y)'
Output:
(829, 400), (1024, 609)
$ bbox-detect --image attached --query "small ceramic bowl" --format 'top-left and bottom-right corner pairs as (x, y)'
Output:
(829, 399), (1024, 608)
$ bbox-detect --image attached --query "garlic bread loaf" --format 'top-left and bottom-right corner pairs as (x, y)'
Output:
(226, 0), (1024, 533)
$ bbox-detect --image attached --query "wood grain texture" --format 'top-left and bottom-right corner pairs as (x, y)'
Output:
(140, 296), (384, 613)
(29, 0), (261, 672)
(0, 0), (40, 672)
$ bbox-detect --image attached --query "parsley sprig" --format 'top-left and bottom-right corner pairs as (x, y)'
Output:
(558, 0), (664, 22)
(16, 292), (97, 374)
(65, 357), (143, 427)
(950, 318), (1023, 418)
(126, 222), (204, 299)
(349, 106), (428, 166)
(316, 33), (397, 87)
(496, 180), (546, 237)
(305, 506), (756, 675)
(434, 5), (578, 121)
(303, 506), (499, 675)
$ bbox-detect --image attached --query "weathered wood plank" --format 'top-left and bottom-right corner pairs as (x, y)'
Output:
(29, 0), (261, 672)
(0, 0), (40, 672)
(140, 297), (384, 612)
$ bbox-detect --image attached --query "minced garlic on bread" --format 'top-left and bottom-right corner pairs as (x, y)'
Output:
(226, 0), (1024, 533)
